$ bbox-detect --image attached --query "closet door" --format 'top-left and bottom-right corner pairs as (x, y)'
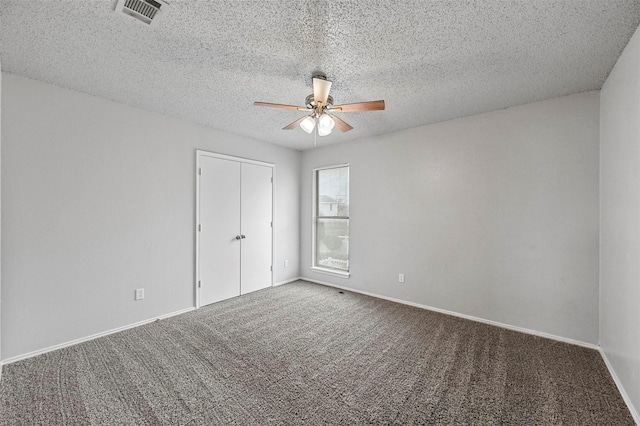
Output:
(199, 156), (241, 306)
(240, 163), (273, 294)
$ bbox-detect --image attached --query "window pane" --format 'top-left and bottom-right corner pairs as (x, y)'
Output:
(318, 167), (349, 217)
(315, 218), (349, 271)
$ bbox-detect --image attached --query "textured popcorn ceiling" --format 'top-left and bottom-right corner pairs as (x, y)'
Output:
(1, 1), (640, 151)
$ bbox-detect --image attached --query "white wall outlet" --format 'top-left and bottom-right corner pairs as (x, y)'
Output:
(135, 288), (144, 300)
(398, 273), (405, 283)
(284, 259), (289, 268)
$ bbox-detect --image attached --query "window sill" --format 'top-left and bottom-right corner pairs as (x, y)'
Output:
(310, 266), (350, 278)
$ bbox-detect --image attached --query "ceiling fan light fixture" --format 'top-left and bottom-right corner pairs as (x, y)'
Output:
(300, 116), (316, 133)
(318, 114), (335, 133)
(318, 126), (332, 136)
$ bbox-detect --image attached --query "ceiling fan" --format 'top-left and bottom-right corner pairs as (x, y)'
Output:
(254, 73), (385, 137)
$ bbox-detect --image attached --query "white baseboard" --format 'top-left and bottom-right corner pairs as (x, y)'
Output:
(0, 280), (304, 366)
(273, 277), (303, 286)
(301, 277), (599, 350)
(1, 306), (196, 366)
(1, 280), (637, 423)
(599, 349), (640, 425)
(301, 278), (640, 421)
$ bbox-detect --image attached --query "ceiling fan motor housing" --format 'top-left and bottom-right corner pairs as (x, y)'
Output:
(306, 94), (333, 111)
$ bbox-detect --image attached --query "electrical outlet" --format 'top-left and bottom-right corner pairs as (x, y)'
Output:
(284, 260), (289, 268)
(398, 273), (405, 283)
(135, 288), (144, 300)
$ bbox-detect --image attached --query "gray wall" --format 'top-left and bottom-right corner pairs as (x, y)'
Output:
(301, 92), (600, 345)
(1, 73), (301, 360)
(600, 25), (640, 419)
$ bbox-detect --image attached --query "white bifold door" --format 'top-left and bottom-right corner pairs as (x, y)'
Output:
(198, 153), (273, 306)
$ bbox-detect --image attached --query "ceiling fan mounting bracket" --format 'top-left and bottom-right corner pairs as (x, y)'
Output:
(312, 72), (327, 82)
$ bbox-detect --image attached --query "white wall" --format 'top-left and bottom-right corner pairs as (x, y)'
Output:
(600, 24), (640, 420)
(0, 73), (301, 360)
(301, 92), (600, 345)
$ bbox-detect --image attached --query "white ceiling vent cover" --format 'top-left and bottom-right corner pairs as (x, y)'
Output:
(115, 0), (168, 26)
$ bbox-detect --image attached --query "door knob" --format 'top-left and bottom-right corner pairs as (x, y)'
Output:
(241, 234), (246, 239)
(235, 235), (242, 240)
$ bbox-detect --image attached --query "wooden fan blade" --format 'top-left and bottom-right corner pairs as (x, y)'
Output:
(313, 78), (332, 105)
(254, 101), (308, 111)
(332, 100), (385, 112)
(328, 114), (353, 132)
(282, 116), (308, 130)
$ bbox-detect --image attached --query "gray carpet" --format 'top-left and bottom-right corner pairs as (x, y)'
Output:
(0, 280), (634, 425)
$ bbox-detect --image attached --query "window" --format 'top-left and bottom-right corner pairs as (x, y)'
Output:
(312, 165), (349, 276)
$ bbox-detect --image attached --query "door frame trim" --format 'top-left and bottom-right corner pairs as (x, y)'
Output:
(195, 150), (275, 308)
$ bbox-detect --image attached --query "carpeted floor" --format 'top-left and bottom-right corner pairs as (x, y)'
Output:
(0, 280), (634, 425)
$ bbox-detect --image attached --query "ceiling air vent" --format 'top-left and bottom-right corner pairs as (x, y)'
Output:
(115, 0), (168, 26)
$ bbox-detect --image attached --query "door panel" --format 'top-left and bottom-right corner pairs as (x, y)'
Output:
(240, 163), (273, 294)
(199, 157), (241, 305)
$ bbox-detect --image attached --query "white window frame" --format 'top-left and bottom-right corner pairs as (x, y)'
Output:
(311, 163), (350, 278)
